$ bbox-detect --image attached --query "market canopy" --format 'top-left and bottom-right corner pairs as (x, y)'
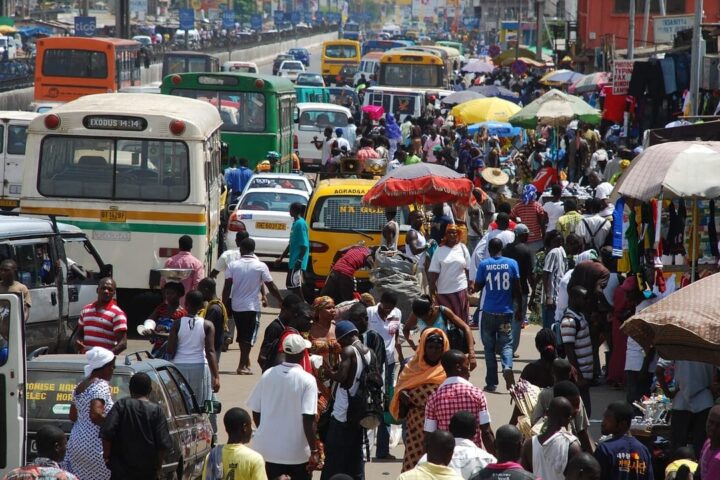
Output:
(467, 121), (522, 138)
(493, 48), (552, 65)
(508, 89), (600, 128)
(613, 141), (720, 201)
(539, 69), (584, 86)
(451, 97), (521, 124)
(441, 90), (485, 106)
(622, 273), (720, 365)
(468, 85), (520, 103)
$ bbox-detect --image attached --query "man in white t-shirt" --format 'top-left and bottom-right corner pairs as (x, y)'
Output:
(223, 237), (283, 375)
(589, 172), (614, 217)
(247, 334), (318, 480)
(543, 184), (565, 233)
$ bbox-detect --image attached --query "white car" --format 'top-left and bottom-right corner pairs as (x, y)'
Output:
(242, 173), (313, 196)
(226, 187), (309, 256)
(277, 60), (305, 82)
(222, 61), (258, 73)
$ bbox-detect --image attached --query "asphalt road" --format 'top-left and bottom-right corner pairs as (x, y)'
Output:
(257, 45), (323, 76)
(126, 262), (625, 479)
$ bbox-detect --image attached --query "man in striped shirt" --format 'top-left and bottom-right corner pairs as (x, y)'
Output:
(75, 277), (127, 354)
(561, 285), (593, 415)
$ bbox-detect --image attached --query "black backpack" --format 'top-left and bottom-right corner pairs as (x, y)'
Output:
(346, 344), (385, 430)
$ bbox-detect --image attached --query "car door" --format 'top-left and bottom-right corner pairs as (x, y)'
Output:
(143, 369), (183, 476)
(61, 235), (106, 322)
(2, 121), (29, 208)
(0, 294), (26, 476)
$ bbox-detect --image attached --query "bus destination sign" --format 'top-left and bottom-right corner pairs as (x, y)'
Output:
(83, 115), (147, 131)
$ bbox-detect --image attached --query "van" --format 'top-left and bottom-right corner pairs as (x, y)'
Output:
(353, 51), (383, 85)
(0, 112), (39, 210)
(0, 293), (26, 476)
(0, 216), (110, 354)
(222, 61), (258, 73)
(173, 29), (201, 48)
(303, 178), (410, 298)
(0, 35), (17, 60)
(362, 86), (452, 119)
(294, 103), (352, 169)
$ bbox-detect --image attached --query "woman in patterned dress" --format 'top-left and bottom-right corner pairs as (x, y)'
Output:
(389, 328), (449, 471)
(66, 347), (115, 480)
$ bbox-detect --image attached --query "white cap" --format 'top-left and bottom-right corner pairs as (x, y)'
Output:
(84, 346), (115, 377)
(283, 334), (312, 355)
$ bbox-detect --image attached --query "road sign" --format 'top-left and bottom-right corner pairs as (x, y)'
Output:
(304, 12), (313, 23)
(316, 12), (324, 22)
(290, 11), (300, 23)
(274, 10), (285, 26)
(179, 8), (195, 30)
(74, 16), (96, 37)
(250, 13), (262, 30)
(222, 10), (235, 29)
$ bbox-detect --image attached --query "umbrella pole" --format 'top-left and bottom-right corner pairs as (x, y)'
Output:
(691, 197), (698, 282)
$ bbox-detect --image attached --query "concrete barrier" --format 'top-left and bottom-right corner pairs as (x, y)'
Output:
(3, 29), (339, 111)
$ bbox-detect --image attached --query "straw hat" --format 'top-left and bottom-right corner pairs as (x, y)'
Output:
(481, 167), (509, 186)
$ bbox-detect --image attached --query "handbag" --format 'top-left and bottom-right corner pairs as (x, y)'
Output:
(442, 307), (469, 353)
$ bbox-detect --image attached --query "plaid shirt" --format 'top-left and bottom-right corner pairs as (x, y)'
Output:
(424, 376), (492, 449)
(3, 458), (78, 480)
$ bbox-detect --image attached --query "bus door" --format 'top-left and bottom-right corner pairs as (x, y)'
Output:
(0, 293), (26, 476)
(0, 119), (30, 209)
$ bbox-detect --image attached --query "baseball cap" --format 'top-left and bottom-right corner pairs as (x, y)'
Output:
(335, 320), (359, 340)
(514, 223), (530, 235)
(335, 127), (344, 136)
(282, 334), (312, 355)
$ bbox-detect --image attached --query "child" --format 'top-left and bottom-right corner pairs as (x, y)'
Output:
(595, 401), (653, 480)
(202, 408), (267, 480)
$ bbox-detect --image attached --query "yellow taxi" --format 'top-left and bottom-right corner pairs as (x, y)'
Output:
(303, 178), (410, 297)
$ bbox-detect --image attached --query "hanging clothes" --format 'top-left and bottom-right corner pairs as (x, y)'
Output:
(612, 197), (625, 258)
(664, 201), (686, 255)
(626, 208), (640, 274)
(709, 200), (719, 257)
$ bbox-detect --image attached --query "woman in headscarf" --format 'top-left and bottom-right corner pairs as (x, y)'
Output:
(66, 347), (115, 480)
(390, 328), (449, 471)
(385, 112), (402, 161)
(511, 183), (548, 251)
(607, 275), (639, 387)
(427, 224), (472, 326)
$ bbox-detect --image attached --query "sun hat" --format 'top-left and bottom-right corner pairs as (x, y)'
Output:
(84, 346), (115, 377)
(481, 167), (509, 186)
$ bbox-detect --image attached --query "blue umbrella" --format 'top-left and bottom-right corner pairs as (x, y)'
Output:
(468, 85), (520, 103)
(467, 121), (522, 138)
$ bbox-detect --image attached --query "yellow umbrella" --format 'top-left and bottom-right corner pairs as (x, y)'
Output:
(0, 26), (17, 34)
(451, 97), (521, 124)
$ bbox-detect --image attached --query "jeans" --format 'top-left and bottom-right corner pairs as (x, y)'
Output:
(512, 294), (529, 353)
(321, 417), (365, 480)
(375, 362), (395, 458)
(480, 311), (513, 388)
(542, 304), (556, 329)
(266, 462), (310, 480)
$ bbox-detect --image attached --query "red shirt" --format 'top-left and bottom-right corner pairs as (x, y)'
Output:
(79, 300), (127, 350)
(425, 377), (492, 449)
(532, 166), (559, 193)
(332, 246), (371, 278)
(511, 201), (546, 243)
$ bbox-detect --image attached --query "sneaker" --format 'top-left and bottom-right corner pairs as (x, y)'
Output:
(483, 385), (497, 393)
(503, 368), (515, 390)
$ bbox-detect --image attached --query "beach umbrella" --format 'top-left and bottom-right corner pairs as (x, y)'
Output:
(451, 97), (522, 124)
(508, 89), (600, 128)
(468, 85), (520, 103)
(441, 90), (485, 106)
(461, 59), (496, 74)
(568, 71), (610, 94)
(362, 163), (474, 207)
(539, 69), (584, 86)
(467, 121), (522, 138)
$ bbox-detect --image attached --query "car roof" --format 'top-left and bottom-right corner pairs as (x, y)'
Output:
(251, 172), (309, 180)
(0, 215), (82, 236)
(241, 188), (310, 198)
(296, 102), (352, 114)
(27, 352), (171, 373)
(313, 178), (377, 195)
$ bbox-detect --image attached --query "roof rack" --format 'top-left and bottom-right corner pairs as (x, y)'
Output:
(124, 350), (154, 365)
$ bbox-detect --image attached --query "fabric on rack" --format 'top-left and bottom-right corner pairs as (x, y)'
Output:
(670, 54), (690, 92)
(665, 201), (686, 255)
(628, 61), (652, 99)
(612, 197), (625, 258)
(648, 60), (666, 101)
(626, 208), (640, 274)
(709, 200), (719, 257)
(660, 57), (677, 94)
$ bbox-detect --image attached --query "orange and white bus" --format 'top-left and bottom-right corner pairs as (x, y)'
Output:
(34, 37), (142, 103)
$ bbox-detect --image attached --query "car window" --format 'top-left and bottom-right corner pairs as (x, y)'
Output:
(0, 241), (56, 289)
(168, 366), (200, 413)
(144, 370), (172, 418)
(158, 368), (189, 416)
(311, 195), (410, 232)
(26, 369), (127, 421)
(240, 191), (307, 212)
(297, 110), (349, 128)
(63, 238), (103, 285)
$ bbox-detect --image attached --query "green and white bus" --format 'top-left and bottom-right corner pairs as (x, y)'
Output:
(160, 72), (297, 171)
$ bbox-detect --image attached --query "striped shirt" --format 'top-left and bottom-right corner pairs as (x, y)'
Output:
(79, 300), (127, 349)
(511, 201), (545, 243)
(560, 308), (593, 379)
(332, 246), (371, 278)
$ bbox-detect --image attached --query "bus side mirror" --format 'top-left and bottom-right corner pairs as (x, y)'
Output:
(221, 142), (229, 164)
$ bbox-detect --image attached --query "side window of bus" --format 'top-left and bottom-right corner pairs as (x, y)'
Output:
(7, 125), (27, 155)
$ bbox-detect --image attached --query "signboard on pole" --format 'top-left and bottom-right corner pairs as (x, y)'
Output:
(653, 14), (694, 45)
(222, 10), (235, 28)
(74, 16), (96, 37)
(179, 8), (195, 30)
(612, 60), (634, 95)
(250, 13), (262, 30)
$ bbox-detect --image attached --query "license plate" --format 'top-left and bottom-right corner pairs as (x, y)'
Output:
(100, 209), (126, 223)
(256, 222), (286, 230)
(0, 199), (18, 207)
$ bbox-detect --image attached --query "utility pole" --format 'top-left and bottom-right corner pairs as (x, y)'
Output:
(627, 0), (635, 59)
(535, 0), (543, 61)
(641, 0), (650, 47)
(689, 0), (703, 115)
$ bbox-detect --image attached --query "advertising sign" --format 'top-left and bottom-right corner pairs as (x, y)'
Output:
(612, 60), (634, 95)
(653, 14), (693, 45)
(74, 16), (96, 37)
(179, 8), (195, 30)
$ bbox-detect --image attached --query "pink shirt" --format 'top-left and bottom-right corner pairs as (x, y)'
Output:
(701, 439), (720, 480)
(164, 251), (205, 300)
(424, 136), (442, 163)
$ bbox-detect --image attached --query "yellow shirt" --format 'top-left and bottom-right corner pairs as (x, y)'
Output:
(201, 444), (267, 480)
(397, 462), (463, 480)
(557, 211), (583, 239)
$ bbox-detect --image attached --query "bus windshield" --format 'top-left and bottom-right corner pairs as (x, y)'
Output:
(380, 64), (442, 88)
(42, 49), (108, 78)
(166, 57), (208, 74)
(38, 136), (190, 201)
(325, 44), (358, 59)
(171, 89), (266, 132)
(311, 195), (408, 232)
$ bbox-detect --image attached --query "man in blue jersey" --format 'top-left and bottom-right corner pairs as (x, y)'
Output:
(225, 157), (253, 203)
(474, 237), (521, 392)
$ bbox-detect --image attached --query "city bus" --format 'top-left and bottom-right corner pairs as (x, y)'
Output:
(321, 40), (361, 85)
(378, 50), (446, 89)
(19, 93), (224, 323)
(360, 39), (413, 56)
(161, 51), (220, 78)
(436, 40), (465, 56)
(34, 37), (142, 103)
(160, 72), (296, 171)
